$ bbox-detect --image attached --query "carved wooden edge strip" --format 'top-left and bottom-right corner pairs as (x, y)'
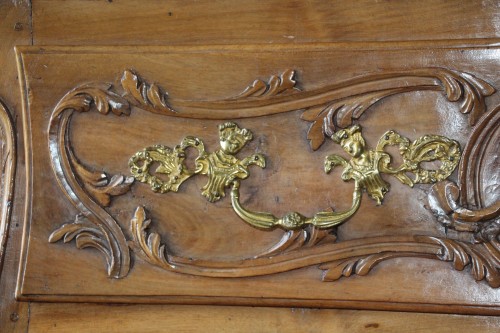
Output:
(130, 207), (500, 287)
(0, 99), (16, 277)
(14, 293), (500, 316)
(13, 41), (500, 55)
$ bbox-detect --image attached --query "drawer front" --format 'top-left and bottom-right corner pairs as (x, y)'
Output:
(15, 43), (500, 313)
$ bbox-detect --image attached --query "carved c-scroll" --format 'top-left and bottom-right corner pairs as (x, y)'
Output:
(47, 85), (134, 278)
(428, 105), (500, 281)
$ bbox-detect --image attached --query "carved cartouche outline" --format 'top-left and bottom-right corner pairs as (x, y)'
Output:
(0, 99), (16, 277)
(46, 68), (497, 286)
(124, 69), (497, 286)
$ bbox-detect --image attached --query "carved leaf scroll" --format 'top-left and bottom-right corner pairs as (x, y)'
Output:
(429, 237), (500, 288)
(129, 206), (173, 270)
(121, 70), (176, 114)
(256, 226), (337, 258)
(232, 69), (300, 99)
(69, 148), (134, 207)
(49, 215), (112, 268)
(303, 89), (414, 150)
(116, 69), (494, 150)
(320, 252), (435, 282)
(48, 84), (133, 278)
(301, 69), (495, 150)
(130, 206), (500, 287)
(111, 68), (494, 128)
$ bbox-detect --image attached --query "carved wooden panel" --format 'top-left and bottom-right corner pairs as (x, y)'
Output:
(15, 43), (499, 313)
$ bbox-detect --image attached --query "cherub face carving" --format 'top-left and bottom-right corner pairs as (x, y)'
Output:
(332, 125), (366, 158)
(218, 122), (253, 155)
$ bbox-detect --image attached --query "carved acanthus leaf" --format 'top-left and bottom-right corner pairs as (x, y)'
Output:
(428, 237), (500, 288)
(54, 84), (131, 117)
(121, 69), (176, 114)
(320, 252), (433, 282)
(69, 149), (134, 207)
(130, 206), (174, 270)
(303, 89), (410, 150)
(49, 215), (113, 273)
(256, 226), (337, 258)
(233, 69), (300, 99)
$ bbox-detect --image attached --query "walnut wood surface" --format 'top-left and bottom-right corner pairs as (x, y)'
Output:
(27, 303), (500, 333)
(0, 1), (31, 332)
(33, 0), (500, 45)
(14, 44), (500, 312)
(0, 1), (499, 332)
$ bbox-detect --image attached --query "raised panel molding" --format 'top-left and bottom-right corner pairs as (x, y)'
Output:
(15, 43), (500, 314)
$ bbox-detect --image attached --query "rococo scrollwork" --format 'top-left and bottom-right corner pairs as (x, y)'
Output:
(46, 67), (500, 288)
(326, 125), (461, 204)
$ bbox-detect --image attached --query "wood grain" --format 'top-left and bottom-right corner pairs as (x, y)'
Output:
(0, 1), (498, 332)
(14, 45), (500, 314)
(28, 303), (500, 333)
(33, 0), (500, 45)
(0, 1), (31, 332)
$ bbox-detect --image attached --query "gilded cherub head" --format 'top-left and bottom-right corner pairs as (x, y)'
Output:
(218, 122), (253, 155)
(331, 125), (366, 158)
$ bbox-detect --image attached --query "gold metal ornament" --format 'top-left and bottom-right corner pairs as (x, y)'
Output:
(231, 124), (461, 230)
(231, 180), (362, 230)
(130, 121), (460, 231)
(326, 125), (461, 204)
(129, 122), (265, 202)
